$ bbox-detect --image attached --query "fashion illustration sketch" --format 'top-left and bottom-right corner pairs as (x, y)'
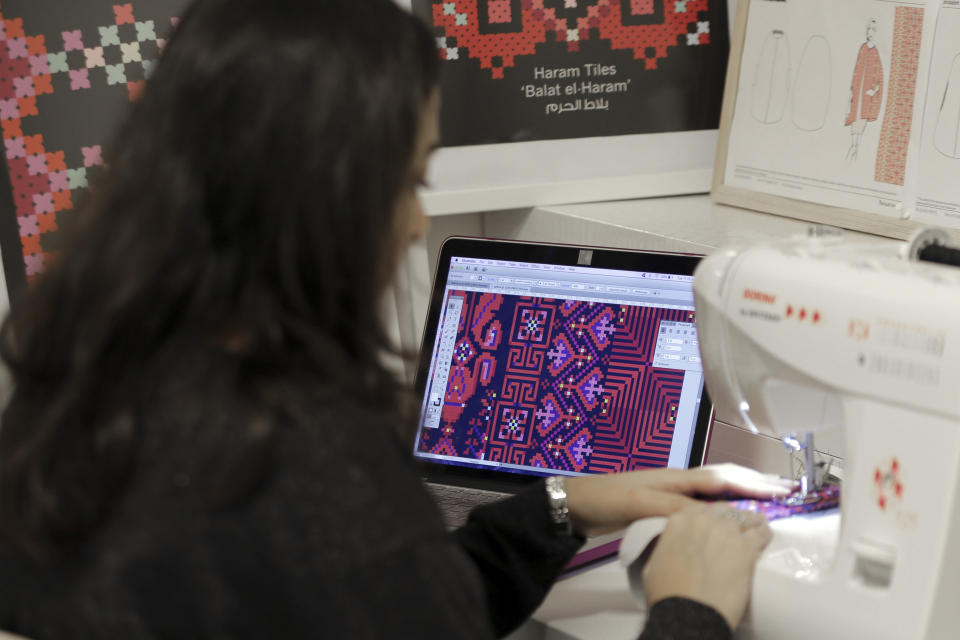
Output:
(934, 53), (960, 159)
(845, 19), (884, 161)
(793, 35), (832, 132)
(752, 29), (791, 124)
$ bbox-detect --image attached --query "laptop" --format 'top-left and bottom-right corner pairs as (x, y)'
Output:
(412, 237), (713, 566)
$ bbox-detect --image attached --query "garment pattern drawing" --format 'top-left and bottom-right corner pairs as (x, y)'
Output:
(934, 53), (960, 159)
(751, 29), (790, 124)
(845, 19), (883, 162)
(792, 35), (831, 132)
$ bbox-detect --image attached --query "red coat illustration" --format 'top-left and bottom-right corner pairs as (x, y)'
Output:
(845, 43), (884, 125)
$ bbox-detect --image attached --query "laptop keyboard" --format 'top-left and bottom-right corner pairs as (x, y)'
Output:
(425, 482), (509, 529)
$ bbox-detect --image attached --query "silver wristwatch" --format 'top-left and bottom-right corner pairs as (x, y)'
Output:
(545, 475), (573, 535)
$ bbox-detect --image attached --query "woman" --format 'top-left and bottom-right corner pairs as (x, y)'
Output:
(0, 0), (787, 637)
(845, 18), (883, 162)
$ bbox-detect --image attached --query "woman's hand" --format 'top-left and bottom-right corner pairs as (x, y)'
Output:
(642, 503), (772, 631)
(564, 463), (793, 537)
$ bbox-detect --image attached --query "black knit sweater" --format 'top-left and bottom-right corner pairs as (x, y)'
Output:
(0, 347), (730, 639)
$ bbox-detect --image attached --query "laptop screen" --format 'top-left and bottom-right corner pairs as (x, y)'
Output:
(413, 243), (708, 479)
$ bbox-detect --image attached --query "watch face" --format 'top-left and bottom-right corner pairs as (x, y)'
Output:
(545, 475), (567, 498)
(545, 476), (570, 528)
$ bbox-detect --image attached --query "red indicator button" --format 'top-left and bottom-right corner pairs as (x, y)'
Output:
(799, 308), (807, 321)
(786, 305), (794, 318)
(813, 311), (821, 324)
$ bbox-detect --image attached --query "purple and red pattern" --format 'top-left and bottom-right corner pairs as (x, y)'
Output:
(417, 292), (696, 473)
(727, 484), (841, 521)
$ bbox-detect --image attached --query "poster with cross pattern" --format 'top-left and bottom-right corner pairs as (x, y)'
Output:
(413, 0), (730, 146)
(0, 0), (188, 296)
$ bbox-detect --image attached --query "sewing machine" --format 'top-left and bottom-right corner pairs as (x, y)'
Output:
(690, 229), (960, 639)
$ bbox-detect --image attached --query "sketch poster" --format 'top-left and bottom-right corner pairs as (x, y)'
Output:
(916, 2), (960, 227)
(411, 0), (730, 147)
(722, 0), (936, 220)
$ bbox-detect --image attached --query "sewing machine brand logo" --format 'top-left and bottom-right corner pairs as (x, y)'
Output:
(848, 320), (870, 340)
(874, 457), (904, 511)
(743, 289), (777, 304)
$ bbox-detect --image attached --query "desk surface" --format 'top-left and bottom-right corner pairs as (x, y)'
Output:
(486, 195), (884, 254)
(530, 559), (646, 640)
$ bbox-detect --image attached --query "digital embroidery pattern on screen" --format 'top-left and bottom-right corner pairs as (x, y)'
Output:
(417, 292), (695, 473)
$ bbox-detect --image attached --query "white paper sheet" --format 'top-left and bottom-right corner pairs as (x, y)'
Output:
(724, 0), (946, 224)
(916, 2), (960, 225)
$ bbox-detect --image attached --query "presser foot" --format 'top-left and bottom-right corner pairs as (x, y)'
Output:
(783, 489), (829, 507)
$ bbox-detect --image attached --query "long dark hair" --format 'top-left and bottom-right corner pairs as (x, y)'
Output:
(0, 0), (439, 558)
